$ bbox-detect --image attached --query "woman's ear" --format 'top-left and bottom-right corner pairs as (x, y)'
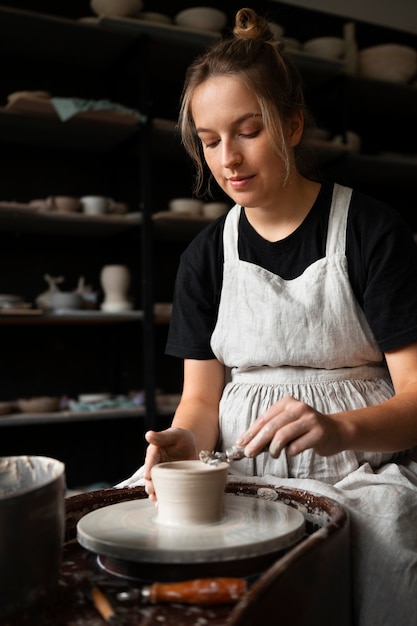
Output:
(288, 110), (304, 147)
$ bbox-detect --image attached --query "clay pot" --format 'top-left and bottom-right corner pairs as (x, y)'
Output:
(0, 456), (66, 619)
(151, 460), (229, 526)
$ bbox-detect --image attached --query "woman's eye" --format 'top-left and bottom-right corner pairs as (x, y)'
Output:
(240, 130), (260, 139)
(205, 140), (220, 148)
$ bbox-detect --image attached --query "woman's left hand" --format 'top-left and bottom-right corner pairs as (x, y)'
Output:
(236, 395), (344, 458)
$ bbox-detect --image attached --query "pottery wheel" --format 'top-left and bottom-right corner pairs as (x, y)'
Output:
(77, 493), (305, 566)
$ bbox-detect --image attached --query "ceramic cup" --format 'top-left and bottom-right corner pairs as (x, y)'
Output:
(80, 196), (115, 215)
(151, 459), (229, 526)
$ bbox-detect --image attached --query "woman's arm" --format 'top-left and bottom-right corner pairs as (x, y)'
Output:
(171, 358), (226, 450)
(143, 358), (225, 499)
(236, 340), (417, 458)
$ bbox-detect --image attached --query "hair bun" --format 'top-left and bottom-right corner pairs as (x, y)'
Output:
(233, 7), (275, 43)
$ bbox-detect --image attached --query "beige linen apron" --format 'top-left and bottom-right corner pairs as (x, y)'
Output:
(210, 183), (417, 626)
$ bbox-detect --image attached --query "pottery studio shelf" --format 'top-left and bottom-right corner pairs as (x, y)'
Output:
(0, 397), (179, 427)
(0, 202), (141, 236)
(0, 310), (144, 325)
(0, 108), (140, 154)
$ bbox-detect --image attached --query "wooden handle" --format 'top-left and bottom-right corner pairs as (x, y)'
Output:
(147, 577), (247, 605)
(91, 586), (117, 623)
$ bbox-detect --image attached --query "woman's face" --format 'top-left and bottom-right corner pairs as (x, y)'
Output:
(191, 75), (302, 211)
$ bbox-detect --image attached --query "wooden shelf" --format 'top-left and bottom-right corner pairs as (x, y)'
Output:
(0, 310), (143, 325)
(0, 203), (141, 236)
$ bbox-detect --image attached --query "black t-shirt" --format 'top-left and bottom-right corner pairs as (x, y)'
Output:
(166, 182), (417, 359)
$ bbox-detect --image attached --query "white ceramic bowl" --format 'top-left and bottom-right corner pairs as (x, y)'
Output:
(50, 292), (83, 311)
(174, 7), (227, 32)
(169, 198), (203, 215)
(358, 44), (417, 84)
(303, 36), (345, 60)
(90, 0), (143, 17)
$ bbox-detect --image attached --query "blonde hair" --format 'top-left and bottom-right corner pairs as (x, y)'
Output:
(179, 8), (312, 196)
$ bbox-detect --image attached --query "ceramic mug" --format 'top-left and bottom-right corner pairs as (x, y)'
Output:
(80, 196), (115, 215)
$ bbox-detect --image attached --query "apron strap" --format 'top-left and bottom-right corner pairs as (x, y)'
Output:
(326, 183), (352, 256)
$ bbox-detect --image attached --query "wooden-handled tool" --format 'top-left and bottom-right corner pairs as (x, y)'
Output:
(117, 577), (248, 605)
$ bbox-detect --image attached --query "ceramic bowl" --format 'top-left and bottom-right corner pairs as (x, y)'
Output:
(169, 197), (203, 215)
(50, 291), (83, 311)
(202, 202), (229, 219)
(17, 397), (60, 413)
(303, 36), (346, 59)
(358, 44), (417, 84)
(90, 0), (143, 17)
(0, 294), (25, 308)
(174, 7), (227, 32)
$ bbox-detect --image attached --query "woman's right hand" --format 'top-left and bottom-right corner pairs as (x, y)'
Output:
(143, 427), (198, 500)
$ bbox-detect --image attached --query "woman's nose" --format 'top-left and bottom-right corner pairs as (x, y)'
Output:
(222, 142), (242, 168)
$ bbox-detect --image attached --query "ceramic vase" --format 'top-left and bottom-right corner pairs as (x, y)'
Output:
(100, 264), (132, 312)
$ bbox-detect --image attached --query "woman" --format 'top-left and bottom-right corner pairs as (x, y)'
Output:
(119, 9), (417, 625)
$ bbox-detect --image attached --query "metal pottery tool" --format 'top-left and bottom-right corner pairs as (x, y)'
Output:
(116, 577), (247, 605)
(200, 444), (270, 465)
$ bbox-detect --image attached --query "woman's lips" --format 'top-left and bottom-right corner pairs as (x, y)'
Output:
(228, 175), (255, 190)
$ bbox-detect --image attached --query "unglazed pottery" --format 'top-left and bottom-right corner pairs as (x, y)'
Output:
(0, 455), (65, 618)
(50, 291), (84, 311)
(151, 460), (229, 526)
(100, 264), (133, 311)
